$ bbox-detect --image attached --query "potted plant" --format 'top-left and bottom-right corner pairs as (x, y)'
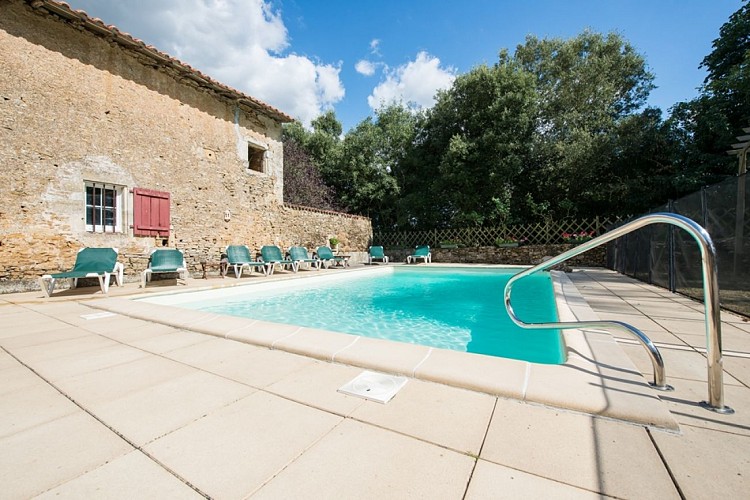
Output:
(494, 237), (519, 248)
(562, 231), (595, 244)
(329, 236), (340, 251)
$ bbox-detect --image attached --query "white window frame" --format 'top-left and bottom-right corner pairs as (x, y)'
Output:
(84, 181), (124, 233)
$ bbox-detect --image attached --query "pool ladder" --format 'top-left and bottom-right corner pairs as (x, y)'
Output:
(504, 213), (734, 414)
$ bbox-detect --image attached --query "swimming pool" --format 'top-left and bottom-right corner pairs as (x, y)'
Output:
(140, 266), (564, 364)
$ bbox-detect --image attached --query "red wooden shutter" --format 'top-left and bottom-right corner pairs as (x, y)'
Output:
(133, 188), (170, 237)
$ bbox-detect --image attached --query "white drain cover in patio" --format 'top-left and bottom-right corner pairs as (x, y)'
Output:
(80, 312), (118, 320)
(338, 371), (408, 404)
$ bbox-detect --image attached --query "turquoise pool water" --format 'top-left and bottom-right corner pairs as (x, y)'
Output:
(143, 267), (564, 364)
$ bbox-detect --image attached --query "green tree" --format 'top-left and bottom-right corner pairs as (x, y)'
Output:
(337, 104), (418, 228)
(701, 1), (750, 130)
(513, 31), (656, 218)
(607, 108), (679, 213)
(282, 111), (345, 208)
(400, 59), (537, 228)
(282, 138), (338, 210)
(667, 2), (748, 190)
(305, 110), (344, 180)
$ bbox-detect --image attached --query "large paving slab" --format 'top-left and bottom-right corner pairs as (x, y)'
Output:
(349, 378), (496, 455)
(0, 376), (80, 439)
(265, 360), (368, 416)
(89, 369), (256, 446)
(0, 411), (133, 498)
(13, 342), (151, 382)
(34, 450), (203, 499)
(651, 424), (750, 498)
(465, 459), (612, 499)
(251, 418), (475, 499)
(480, 398), (680, 499)
(162, 337), (316, 387)
(52, 355), (198, 406)
(143, 391), (342, 498)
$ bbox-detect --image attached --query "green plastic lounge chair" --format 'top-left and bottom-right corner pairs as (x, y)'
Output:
(141, 248), (188, 288)
(368, 245), (389, 265)
(407, 245), (432, 264)
(289, 246), (321, 271)
(226, 245), (268, 278)
(260, 245), (297, 274)
(315, 246), (348, 269)
(39, 247), (123, 298)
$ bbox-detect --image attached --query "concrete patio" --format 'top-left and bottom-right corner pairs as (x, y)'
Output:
(0, 267), (748, 498)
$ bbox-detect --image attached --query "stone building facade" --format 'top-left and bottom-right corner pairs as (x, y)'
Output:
(0, 0), (372, 291)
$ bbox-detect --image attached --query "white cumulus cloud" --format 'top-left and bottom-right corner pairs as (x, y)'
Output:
(64, 0), (344, 126)
(355, 60), (376, 76)
(367, 51), (455, 110)
(369, 38), (381, 55)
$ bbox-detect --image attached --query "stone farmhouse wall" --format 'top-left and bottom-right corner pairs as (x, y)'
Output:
(0, 0), (372, 291)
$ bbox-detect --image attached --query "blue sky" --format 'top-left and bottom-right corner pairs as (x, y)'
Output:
(64, 0), (743, 131)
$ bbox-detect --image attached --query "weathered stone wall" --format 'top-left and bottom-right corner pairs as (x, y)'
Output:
(272, 205), (372, 253)
(167, 204), (372, 266)
(387, 245), (607, 267)
(0, 1), (373, 292)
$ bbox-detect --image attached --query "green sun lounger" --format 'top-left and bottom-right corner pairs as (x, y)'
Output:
(226, 245), (268, 278)
(39, 247), (123, 297)
(260, 245), (297, 275)
(141, 248), (188, 288)
(368, 245), (389, 264)
(289, 246), (321, 271)
(407, 245), (432, 264)
(315, 246), (348, 268)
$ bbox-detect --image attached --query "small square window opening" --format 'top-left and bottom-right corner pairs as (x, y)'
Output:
(248, 144), (266, 173)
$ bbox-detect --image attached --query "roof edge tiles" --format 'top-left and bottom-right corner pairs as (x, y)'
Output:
(24, 0), (295, 124)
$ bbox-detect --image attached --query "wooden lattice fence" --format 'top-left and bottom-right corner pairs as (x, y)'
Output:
(373, 217), (624, 248)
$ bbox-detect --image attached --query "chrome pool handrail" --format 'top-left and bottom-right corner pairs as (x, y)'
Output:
(504, 212), (733, 414)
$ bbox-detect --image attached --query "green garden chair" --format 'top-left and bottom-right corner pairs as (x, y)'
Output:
(39, 247), (123, 297)
(368, 245), (389, 265)
(226, 245), (268, 278)
(141, 248), (188, 288)
(407, 245), (432, 264)
(315, 246), (348, 268)
(260, 245), (297, 274)
(289, 246), (321, 271)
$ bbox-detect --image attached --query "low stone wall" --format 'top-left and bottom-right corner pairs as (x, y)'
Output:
(272, 205), (372, 254)
(386, 244), (606, 267)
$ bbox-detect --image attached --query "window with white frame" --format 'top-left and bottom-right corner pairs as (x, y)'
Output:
(85, 181), (123, 233)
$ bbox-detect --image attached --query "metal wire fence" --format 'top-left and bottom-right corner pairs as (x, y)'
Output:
(608, 173), (749, 317)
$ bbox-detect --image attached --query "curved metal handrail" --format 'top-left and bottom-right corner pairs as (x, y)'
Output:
(504, 212), (733, 414)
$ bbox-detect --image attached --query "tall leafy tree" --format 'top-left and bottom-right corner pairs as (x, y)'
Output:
(607, 108), (680, 213)
(513, 31), (656, 218)
(400, 59), (537, 228)
(667, 2), (748, 190)
(337, 104), (417, 228)
(702, 1), (750, 131)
